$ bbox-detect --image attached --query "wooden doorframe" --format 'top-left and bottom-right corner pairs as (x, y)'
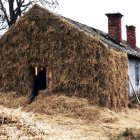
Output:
(46, 67), (52, 89)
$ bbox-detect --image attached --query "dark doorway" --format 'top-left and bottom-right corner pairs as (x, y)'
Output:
(34, 67), (47, 90)
(28, 66), (48, 104)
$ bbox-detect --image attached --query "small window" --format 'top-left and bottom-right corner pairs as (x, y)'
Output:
(135, 64), (139, 86)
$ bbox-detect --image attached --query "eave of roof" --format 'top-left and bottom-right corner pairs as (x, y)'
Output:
(59, 15), (140, 58)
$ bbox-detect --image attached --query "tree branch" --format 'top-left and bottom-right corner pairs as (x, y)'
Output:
(0, 0), (59, 35)
(15, 0), (31, 17)
(0, 0), (10, 25)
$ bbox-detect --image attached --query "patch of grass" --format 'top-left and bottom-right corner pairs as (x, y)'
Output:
(109, 128), (140, 140)
(121, 128), (133, 137)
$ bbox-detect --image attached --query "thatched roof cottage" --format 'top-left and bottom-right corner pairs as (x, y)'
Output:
(1, 5), (138, 109)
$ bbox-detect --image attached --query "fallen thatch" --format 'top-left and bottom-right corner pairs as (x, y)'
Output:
(0, 5), (128, 109)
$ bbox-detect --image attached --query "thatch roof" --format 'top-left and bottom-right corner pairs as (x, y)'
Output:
(1, 5), (139, 58)
(61, 17), (140, 58)
(0, 5), (128, 109)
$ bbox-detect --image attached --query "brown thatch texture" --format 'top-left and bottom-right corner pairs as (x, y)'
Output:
(0, 5), (128, 109)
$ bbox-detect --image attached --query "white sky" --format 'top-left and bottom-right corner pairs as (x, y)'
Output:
(57, 0), (140, 47)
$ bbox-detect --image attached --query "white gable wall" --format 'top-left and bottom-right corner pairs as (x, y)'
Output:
(128, 58), (140, 96)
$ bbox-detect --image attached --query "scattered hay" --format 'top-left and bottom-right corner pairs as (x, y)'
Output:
(0, 5), (128, 109)
(0, 92), (100, 121)
(0, 92), (140, 140)
(128, 93), (140, 108)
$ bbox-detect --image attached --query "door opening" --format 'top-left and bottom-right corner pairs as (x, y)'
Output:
(34, 66), (52, 89)
(28, 66), (52, 104)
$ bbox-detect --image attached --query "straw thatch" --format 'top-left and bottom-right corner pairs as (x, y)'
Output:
(0, 5), (128, 109)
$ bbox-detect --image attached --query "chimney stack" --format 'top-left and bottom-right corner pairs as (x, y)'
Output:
(106, 13), (123, 43)
(126, 25), (136, 49)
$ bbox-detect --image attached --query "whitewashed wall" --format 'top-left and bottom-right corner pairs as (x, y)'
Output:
(128, 58), (140, 96)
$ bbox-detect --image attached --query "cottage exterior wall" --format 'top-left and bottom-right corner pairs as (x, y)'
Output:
(128, 58), (140, 96)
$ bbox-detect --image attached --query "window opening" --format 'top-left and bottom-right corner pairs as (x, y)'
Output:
(135, 64), (139, 86)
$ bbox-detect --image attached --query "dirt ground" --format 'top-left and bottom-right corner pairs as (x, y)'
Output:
(0, 92), (140, 140)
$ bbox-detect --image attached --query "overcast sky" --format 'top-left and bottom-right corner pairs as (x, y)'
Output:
(57, 0), (140, 47)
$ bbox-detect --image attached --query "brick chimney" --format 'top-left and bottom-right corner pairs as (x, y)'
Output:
(126, 25), (136, 49)
(106, 13), (123, 43)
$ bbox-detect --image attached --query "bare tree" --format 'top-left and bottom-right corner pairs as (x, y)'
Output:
(0, 0), (59, 33)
